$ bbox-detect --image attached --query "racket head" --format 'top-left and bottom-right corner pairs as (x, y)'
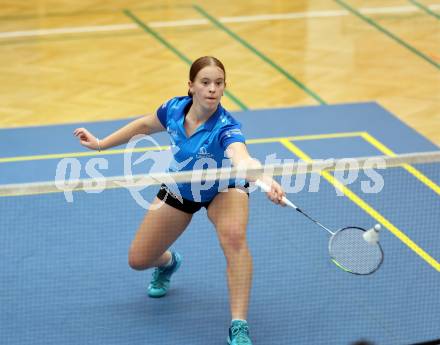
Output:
(329, 226), (384, 275)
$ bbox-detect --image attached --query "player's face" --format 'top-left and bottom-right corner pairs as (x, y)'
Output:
(189, 66), (225, 111)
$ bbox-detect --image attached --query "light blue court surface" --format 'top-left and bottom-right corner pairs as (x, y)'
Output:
(1, 102), (439, 345)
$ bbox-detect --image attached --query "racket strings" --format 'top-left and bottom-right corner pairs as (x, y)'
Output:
(329, 227), (383, 275)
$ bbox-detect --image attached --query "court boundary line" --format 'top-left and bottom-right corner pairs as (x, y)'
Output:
(2, 130), (439, 190)
(0, 131), (364, 163)
(2, 5), (440, 37)
(361, 132), (440, 196)
(279, 138), (440, 272)
(0, 4), (192, 22)
(1, 130), (438, 196)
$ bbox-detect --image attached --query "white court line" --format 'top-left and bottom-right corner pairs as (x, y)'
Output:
(1, 4), (439, 40)
(0, 19), (209, 38)
(220, 10), (348, 23)
(0, 24), (137, 38)
(149, 18), (208, 28)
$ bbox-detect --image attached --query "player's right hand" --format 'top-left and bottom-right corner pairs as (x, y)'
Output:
(73, 128), (100, 150)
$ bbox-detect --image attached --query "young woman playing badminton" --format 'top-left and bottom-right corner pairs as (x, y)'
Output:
(73, 56), (285, 345)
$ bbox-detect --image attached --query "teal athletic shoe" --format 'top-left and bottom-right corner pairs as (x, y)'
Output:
(227, 320), (253, 345)
(147, 251), (182, 298)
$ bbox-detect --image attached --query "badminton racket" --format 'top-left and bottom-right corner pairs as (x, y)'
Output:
(256, 180), (384, 275)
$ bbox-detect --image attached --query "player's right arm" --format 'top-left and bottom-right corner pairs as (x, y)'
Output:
(73, 113), (165, 151)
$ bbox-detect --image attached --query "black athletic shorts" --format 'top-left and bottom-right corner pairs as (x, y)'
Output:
(157, 183), (249, 214)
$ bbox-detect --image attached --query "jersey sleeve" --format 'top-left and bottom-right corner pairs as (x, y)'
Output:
(219, 123), (246, 151)
(156, 98), (173, 128)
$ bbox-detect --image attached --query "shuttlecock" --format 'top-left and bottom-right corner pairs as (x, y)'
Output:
(363, 224), (381, 244)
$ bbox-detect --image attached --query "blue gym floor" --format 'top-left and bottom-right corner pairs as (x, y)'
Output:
(1, 102), (439, 345)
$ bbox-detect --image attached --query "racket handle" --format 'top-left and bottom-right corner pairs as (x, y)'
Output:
(255, 179), (297, 209)
(281, 197), (297, 209)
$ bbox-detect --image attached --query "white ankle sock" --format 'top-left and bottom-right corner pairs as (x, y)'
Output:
(231, 319), (247, 325)
(162, 253), (173, 268)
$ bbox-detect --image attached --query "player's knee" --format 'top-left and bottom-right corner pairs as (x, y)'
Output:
(220, 226), (247, 253)
(128, 250), (150, 271)
(128, 255), (144, 271)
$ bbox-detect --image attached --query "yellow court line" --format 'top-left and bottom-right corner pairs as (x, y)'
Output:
(0, 145), (171, 163)
(279, 138), (440, 272)
(361, 132), (440, 196)
(247, 131), (366, 144)
(0, 131), (365, 164)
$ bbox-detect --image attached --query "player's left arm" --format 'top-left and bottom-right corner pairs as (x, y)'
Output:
(225, 142), (285, 204)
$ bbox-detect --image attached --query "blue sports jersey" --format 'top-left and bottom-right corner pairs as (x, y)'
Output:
(156, 96), (246, 202)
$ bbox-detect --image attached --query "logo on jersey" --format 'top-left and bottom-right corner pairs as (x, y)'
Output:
(167, 126), (179, 144)
(196, 145), (214, 159)
(223, 128), (243, 138)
